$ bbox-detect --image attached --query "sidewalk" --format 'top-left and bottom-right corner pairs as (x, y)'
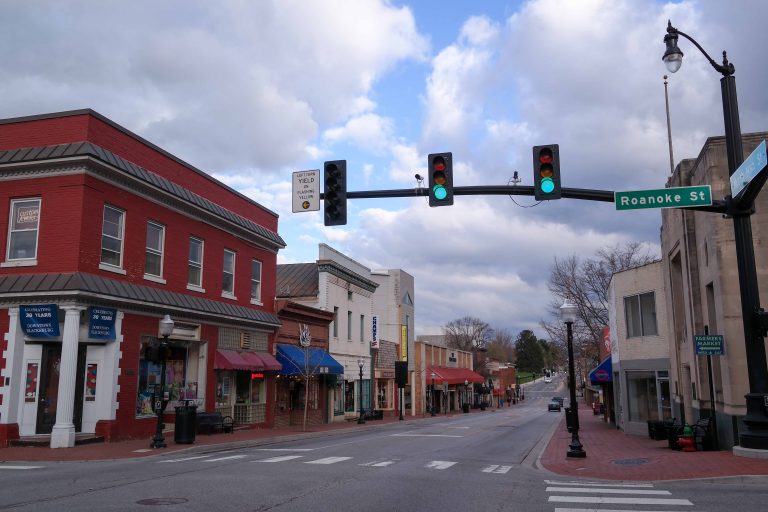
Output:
(3, 406), (768, 482)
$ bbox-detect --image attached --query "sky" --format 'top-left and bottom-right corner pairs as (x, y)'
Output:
(2, 0), (768, 338)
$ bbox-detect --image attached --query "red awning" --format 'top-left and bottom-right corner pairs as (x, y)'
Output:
(427, 366), (485, 385)
(214, 349), (280, 371)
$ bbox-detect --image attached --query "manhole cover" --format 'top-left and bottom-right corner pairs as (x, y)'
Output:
(610, 458), (649, 465)
(137, 498), (189, 506)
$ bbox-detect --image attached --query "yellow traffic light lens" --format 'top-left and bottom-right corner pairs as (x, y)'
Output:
(433, 171), (447, 185)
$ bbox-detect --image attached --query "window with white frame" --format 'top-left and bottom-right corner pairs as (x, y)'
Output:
(251, 259), (262, 303)
(347, 311), (352, 341)
(188, 237), (204, 287)
(6, 198), (41, 261)
(144, 221), (165, 278)
(360, 314), (364, 342)
(222, 249), (235, 295)
(333, 307), (339, 337)
(101, 205), (124, 267)
(624, 291), (658, 337)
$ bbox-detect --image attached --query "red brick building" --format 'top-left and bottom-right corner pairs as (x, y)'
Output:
(0, 110), (285, 447)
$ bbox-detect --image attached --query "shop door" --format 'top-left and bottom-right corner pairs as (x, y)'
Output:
(35, 344), (87, 434)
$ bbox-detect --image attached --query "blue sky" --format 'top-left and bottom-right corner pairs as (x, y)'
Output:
(2, 0), (767, 338)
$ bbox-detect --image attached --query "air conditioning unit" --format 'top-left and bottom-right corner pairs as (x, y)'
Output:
(240, 332), (252, 349)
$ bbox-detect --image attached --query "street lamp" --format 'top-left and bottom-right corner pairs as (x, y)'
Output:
(150, 314), (174, 449)
(430, 372), (436, 416)
(663, 21), (768, 450)
(357, 357), (365, 424)
(560, 299), (586, 458)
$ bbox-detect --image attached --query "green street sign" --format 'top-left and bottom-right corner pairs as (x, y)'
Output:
(615, 185), (712, 211)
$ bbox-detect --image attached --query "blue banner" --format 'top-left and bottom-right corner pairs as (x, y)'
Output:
(88, 306), (117, 340)
(20, 304), (60, 337)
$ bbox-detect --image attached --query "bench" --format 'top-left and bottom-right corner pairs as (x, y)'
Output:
(196, 412), (234, 435)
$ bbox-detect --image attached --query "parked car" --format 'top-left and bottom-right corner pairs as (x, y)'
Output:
(548, 399), (562, 412)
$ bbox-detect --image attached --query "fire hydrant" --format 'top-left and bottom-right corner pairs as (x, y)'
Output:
(678, 424), (696, 452)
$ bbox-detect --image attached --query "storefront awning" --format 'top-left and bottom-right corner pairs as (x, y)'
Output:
(214, 349), (281, 371)
(276, 344), (344, 376)
(589, 357), (613, 385)
(427, 366), (485, 385)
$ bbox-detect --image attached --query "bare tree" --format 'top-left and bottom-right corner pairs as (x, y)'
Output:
(443, 316), (492, 352)
(542, 242), (657, 367)
(486, 328), (516, 363)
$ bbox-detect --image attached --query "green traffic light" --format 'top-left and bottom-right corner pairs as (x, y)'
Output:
(541, 177), (555, 194)
(433, 185), (448, 200)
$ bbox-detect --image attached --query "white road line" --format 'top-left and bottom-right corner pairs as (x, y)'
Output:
(425, 460), (457, 470)
(482, 465), (499, 473)
(253, 448), (316, 451)
(0, 465), (44, 470)
(253, 455), (304, 463)
(554, 509), (681, 512)
(305, 457), (352, 465)
(203, 455), (247, 462)
(360, 460), (396, 467)
(545, 480), (654, 488)
(391, 433), (463, 438)
(546, 487), (670, 495)
(157, 455), (212, 463)
(493, 465), (512, 474)
(447, 426), (471, 429)
(549, 497), (693, 506)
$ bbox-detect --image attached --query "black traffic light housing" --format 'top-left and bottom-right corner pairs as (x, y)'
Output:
(428, 152), (454, 207)
(532, 144), (562, 200)
(324, 160), (347, 226)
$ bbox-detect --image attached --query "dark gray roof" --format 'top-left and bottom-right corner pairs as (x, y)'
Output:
(0, 141), (285, 250)
(0, 273), (281, 329)
(276, 263), (319, 298)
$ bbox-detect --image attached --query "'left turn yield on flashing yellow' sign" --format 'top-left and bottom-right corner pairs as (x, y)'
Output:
(292, 170), (320, 212)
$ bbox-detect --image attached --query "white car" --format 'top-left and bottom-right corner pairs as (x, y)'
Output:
(544, 376), (552, 383)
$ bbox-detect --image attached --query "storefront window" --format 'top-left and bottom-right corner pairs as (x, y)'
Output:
(377, 379), (391, 409)
(334, 381), (344, 415)
(137, 343), (190, 416)
(345, 380), (355, 412)
(626, 370), (659, 422)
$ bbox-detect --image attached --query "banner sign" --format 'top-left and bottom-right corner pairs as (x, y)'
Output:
(694, 334), (725, 356)
(400, 325), (408, 361)
(88, 306), (117, 340)
(20, 304), (60, 337)
(371, 315), (379, 349)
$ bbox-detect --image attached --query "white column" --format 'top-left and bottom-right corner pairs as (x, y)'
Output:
(2, 308), (24, 425)
(51, 306), (84, 448)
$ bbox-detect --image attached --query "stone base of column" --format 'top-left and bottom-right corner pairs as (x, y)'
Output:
(50, 423), (76, 448)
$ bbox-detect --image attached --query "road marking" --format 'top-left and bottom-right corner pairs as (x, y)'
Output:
(425, 460), (457, 470)
(545, 480), (654, 488)
(254, 455), (304, 463)
(133, 448), (152, 453)
(482, 465), (500, 473)
(447, 426), (471, 429)
(0, 465), (44, 470)
(391, 433), (463, 438)
(492, 465), (512, 474)
(546, 487), (670, 495)
(554, 509), (679, 512)
(157, 455), (212, 463)
(360, 460), (396, 467)
(203, 455), (248, 462)
(253, 448), (316, 451)
(305, 457), (352, 465)
(549, 497), (693, 506)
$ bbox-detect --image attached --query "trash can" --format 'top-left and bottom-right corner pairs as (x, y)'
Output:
(462, 403), (470, 413)
(565, 407), (575, 433)
(174, 402), (197, 444)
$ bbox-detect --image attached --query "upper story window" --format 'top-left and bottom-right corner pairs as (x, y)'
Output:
(101, 205), (124, 268)
(222, 249), (236, 296)
(144, 221), (165, 278)
(624, 291), (658, 338)
(251, 259), (262, 304)
(360, 314), (365, 343)
(333, 306), (339, 338)
(6, 198), (41, 262)
(188, 237), (204, 288)
(347, 311), (352, 341)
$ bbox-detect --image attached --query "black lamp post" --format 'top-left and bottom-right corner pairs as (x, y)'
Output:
(464, 379), (469, 412)
(357, 357), (365, 424)
(430, 372), (436, 416)
(150, 314), (174, 449)
(664, 21), (768, 450)
(561, 299), (586, 458)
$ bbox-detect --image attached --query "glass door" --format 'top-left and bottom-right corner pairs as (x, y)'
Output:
(658, 378), (672, 420)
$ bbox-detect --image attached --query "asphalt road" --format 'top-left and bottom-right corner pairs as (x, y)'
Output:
(1, 379), (765, 512)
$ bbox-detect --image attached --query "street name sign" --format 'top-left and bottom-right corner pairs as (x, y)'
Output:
(615, 185), (712, 211)
(730, 139), (767, 199)
(694, 334), (725, 356)
(292, 170), (320, 213)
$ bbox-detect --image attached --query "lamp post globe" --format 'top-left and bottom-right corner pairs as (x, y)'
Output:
(560, 299), (585, 458)
(150, 314), (174, 449)
(357, 357), (365, 424)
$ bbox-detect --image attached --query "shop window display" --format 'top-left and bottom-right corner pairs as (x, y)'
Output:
(137, 344), (194, 416)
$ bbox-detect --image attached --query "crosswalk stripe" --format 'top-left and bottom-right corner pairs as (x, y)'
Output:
(493, 465), (512, 474)
(0, 465), (44, 470)
(554, 508), (681, 512)
(157, 455), (212, 463)
(545, 480), (654, 488)
(549, 496), (693, 506)
(254, 455), (304, 463)
(546, 487), (670, 495)
(482, 465), (500, 473)
(425, 460), (457, 470)
(305, 457), (352, 465)
(360, 460), (396, 467)
(203, 455), (247, 462)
